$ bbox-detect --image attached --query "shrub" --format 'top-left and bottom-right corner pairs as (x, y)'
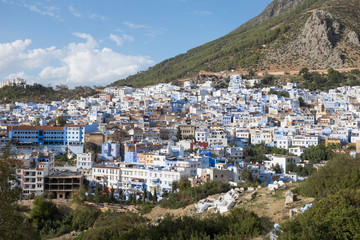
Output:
(278, 189), (360, 240)
(71, 206), (101, 231)
(299, 154), (360, 198)
(76, 208), (263, 240)
(160, 181), (231, 209)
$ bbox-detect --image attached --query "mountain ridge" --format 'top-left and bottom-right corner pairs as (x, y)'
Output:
(111, 0), (360, 87)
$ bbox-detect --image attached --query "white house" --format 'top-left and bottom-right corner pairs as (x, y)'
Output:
(264, 154), (300, 174)
(76, 152), (95, 169)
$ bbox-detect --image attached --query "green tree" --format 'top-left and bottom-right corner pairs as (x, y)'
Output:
(143, 188), (148, 201)
(178, 178), (191, 191)
(71, 205), (100, 231)
(171, 181), (178, 193)
(153, 189), (158, 203)
(260, 74), (276, 86)
(87, 186), (94, 202)
(71, 185), (87, 204)
(279, 189), (360, 239)
(110, 187), (115, 203)
(347, 145), (356, 150)
(299, 67), (309, 75)
(148, 191), (153, 202)
(248, 69), (255, 78)
(56, 116), (67, 126)
(240, 168), (253, 182)
(271, 163), (282, 174)
(118, 188), (123, 201)
(162, 190), (169, 198)
(0, 145), (40, 239)
(286, 162), (294, 173)
(76, 207), (263, 239)
(33, 118), (40, 126)
(132, 194), (137, 204)
(300, 154), (360, 198)
(30, 197), (61, 230)
(299, 97), (308, 108)
(245, 143), (270, 163)
(94, 183), (101, 204)
(136, 195), (142, 205)
(299, 67), (312, 81)
(176, 126), (182, 141)
(301, 144), (333, 163)
(128, 194), (133, 204)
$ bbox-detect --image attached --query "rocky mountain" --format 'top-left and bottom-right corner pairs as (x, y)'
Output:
(241, 0), (309, 28)
(264, 9), (360, 69)
(112, 0), (360, 87)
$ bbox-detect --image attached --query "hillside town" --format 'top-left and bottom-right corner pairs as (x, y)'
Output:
(4, 74), (360, 201)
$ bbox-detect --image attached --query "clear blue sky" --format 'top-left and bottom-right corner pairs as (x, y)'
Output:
(0, 0), (273, 87)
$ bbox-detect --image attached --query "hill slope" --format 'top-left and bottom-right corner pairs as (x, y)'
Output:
(111, 0), (360, 87)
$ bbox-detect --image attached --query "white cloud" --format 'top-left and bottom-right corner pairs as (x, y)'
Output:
(0, 34), (154, 87)
(0, 39), (61, 74)
(68, 6), (106, 21)
(109, 34), (134, 46)
(109, 34), (124, 46)
(123, 21), (149, 29)
(122, 34), (135, 42)
(0, 39), (32, 72)
(89, 13), (106, 21)
(192, 10), (213, 16)
(5, 71), (36, 84)
(69, 6), (82, 18)
(123, 21), (164, 37)
(3, 0), (62, 20)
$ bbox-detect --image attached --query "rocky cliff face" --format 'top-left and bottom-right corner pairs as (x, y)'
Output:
(347, 30), (360, 46)
(244, 0), (309, 27)
(264, 10), (360, 69)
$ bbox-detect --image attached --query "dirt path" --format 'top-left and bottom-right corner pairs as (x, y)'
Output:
(176, 68), (360, 83)
(240, 186), (314, 224)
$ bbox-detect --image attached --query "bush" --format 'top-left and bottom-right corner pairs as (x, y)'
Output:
(300, 144), (334, 163)
(76, 208), (263, 240)
(278, 189), (360, 240)
(30, 197), (62, 230)
(139, 202), (155, 215)
(292, 165), (316, 176)
(299, 154), (360, 198)
(76, 212), (148, 240)
(160, 181), (231, 209)
(71, 206), (101, 231)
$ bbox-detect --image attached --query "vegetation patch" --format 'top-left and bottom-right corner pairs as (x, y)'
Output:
(160, 180), (231, 209)
(76, 208), (263, 240)
(278, 189), (360, 239)
(299, 154), (360, 199)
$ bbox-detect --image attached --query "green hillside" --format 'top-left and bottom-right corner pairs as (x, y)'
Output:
(111, 0), (360, 88)
(111, 0), (328, 87)
(0, 84), (99, 103)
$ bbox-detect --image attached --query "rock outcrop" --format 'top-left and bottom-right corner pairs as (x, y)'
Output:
(244, 0), (308, 28)
(347, 31), (360, 46)
(264, 10), (360, 69)
(265, 10), (353, 69)
(297, 10), (344, 68)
